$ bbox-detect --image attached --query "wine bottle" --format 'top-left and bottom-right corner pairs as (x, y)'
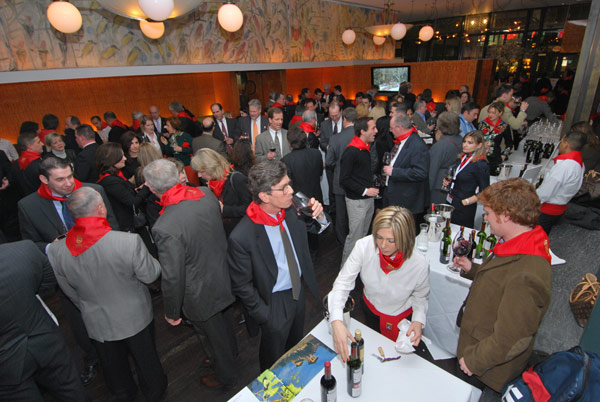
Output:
(475, 222), (487, 259)
(518, 163), (528, 178)
(484, 233), (497, 258)
(469, 230), (477, 260)
(533, 142), (543, 165)
(346, 342), (362, 398)
(321, 361), (337, 402)
(525, 144), (533, 163)
(535, 174), (545, 189)
(355, 330), (364, 374)
(439, 220), (452, 264)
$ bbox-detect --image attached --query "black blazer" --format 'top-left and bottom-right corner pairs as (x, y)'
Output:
(97, 175), (147, 232)
(282, 148), (324, 203)
(238, 116), (269, 140)
(384, 133), (430, 214)
(74, 143), (99, 183)
(0, 240), (62, 386)
(221, 171), (252, 236)
(18, 183), (120, 252)
(213, 117), (241, 143)
(108, 126), (127, 143)
(228, 210), (320, 325)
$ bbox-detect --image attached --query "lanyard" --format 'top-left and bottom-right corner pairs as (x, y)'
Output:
(451, 154), (472, 190)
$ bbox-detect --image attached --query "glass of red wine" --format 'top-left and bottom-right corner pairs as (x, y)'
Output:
(372, 175), (383, 199)
(447, 231), (473, 273)
(292, 191), (330, 234)
(441, 166), (456, 192)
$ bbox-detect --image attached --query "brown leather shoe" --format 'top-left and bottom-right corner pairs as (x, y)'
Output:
(201, 374), (223, 388)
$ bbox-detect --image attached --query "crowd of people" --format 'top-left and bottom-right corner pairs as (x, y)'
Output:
(1, 75), (599, 401)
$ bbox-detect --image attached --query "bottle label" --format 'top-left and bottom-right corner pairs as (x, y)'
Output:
(326, 387), (336, 402)
(351, 368), (362, 397)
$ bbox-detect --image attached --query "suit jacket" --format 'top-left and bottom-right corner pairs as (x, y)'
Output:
(18, 183), (120, 252)
(178, 116), (197, 138)
(325, 126), (354, 195)
(97, 175), (147, 232)
(227, 209), (319, 325)
(48, 231), (160, 342)
(221, 171), (252, 236)
(458, 253), (551, 392)
(319, 118), (342, 152)
(108, 125), (127, 143)
(384, 133), (430, 214)
(238, 116), (269, 145)
(213, 117), (241, 143)
(152, 189), (234, 322)
(413, 112), (432, 135)
(141, 132), (167, 156)
(282, 148), (324, 203)
(152, 116), (168, 135)
(192, 133), (228, 156)
(0, 240), (60, 386)
(255, 129), (289, 162)
(74, 142), (99, 183)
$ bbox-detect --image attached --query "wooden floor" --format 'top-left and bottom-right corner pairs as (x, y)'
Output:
(44, 229), (366, 402)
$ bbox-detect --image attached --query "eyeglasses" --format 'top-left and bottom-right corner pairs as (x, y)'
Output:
(270, 181), (293, 193)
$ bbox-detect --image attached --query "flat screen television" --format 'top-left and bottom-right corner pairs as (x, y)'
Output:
(371, 66), (410, 93)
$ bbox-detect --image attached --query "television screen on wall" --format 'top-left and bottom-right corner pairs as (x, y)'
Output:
(371, 66), (411, 93)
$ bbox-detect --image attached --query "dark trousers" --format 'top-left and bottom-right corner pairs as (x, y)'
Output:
(92, 321), (167, 402)
(325, 167), (335, 208)
(259, 287), (306, 372)
(59, 290), (98, 367)
(539, 212), (562, 235)
(0, 331), (87, 402)
(334, 194), (349, 245)
(190, 305), (238, 384)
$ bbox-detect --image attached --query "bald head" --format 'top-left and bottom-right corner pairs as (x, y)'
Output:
(67, 187), (106, 219)
(202, 117), (215, 133)
(149, 105), (161, 120)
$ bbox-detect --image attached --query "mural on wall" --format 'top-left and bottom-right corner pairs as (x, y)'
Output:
(0, 0), (395, 72)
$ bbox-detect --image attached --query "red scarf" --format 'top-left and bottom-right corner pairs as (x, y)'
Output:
(97, 171), (127, 183)
(490, 226), (551, 265)
(378, 249), (404, 274)
(483, 117), (503, 134)
(271, 102), (284, 108)
(246, 201), (285, 230)
(101, 121), (109, 129)
(290, 115), (302, 125)
(208, 166), (232, 198)
(18, 150), (42, 170)
(426, 101), (436, 112)
(177, 111), (198, 122)
(347, 136), (370, 152)
(538, 96), (549, 102)
(540, 87), (549, 94)
(553, 151), (583, 167)
(299, 122), (315, 133)
(65, 217), (112, 257)
(38, 179), (83, 201)
(159, 184), (204, 215)
(38, 128), (56, 143)
(393, 127), (415, 144)
(507, 105), (516, 114)
(132, 120), (141, 131)
(110, 119), (127, 130)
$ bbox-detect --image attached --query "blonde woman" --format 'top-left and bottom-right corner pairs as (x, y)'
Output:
(328, 206), (430, 362)
(191, 148), (252, 235)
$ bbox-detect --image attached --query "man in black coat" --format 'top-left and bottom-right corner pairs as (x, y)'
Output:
(74, 124), (99, 183)
(211, 102), (241, 149)
(104, 111), (129, 143)
(0, 240), (86, 401)
(228, 161), (324, 371)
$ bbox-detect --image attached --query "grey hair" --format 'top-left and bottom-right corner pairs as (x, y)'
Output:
(143, 159), (180, 195)
(168, 101), (184, 113)
(393, 112), (413, 129)
(342, 107), (358, 123)
(302, 109), (317, 122)
(247, 161), (287, 203)
(67, 187), (104, 218)
(414, 100), (426, 111)
(248, 99), (262, 110)
(132, 110), (144, 121)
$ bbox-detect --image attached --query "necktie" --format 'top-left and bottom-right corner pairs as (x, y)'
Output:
(280, 225), (301, 300)
(154, 119), (160, 133)
(274, 131), (281, 157)
(221, 120), (228, 137)
(333, 121), (338, 136)
(61, 200), (75, 231)
(252, 119), (259, 148)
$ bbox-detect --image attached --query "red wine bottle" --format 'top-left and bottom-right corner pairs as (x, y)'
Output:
(321, 361), (337, 402)
(346, 342), (362, 397)
(355, 329), (364, 374)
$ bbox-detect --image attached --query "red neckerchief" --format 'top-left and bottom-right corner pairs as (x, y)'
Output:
(208, 165), (232, 198)
(378, 249), (404, 274)
(110, 119), (127, 130)
(299, 122), (315, 133)
(177, 111), (197, 122)
(553, 151), (583, 167)
(97, 171), (127, 183)
(540, 87), (549, 94)
(393, 127), (415, 144)
(507, 105), (516, 114)
(18, 150), (42, 170)
(347, 136), (370, 152)
(483, 117), (504, 134)
(490, 226), (551, 265)
(132, 120), (141, 131)
(271, 102), (284, 108)
(159, 184), (204, 215)
(38, 179), (83, 201)
(38, 129), (56, 142)
(101, 121), (109, 129)
(65, 217), (112, 257)
(290, 115), (302, 125)
(538, 96), (549, 102)
(426, 101), (436, 112)
(246, 201), (285, 231)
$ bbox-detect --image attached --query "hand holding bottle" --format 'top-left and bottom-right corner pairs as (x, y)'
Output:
(331, 320), (355, 363)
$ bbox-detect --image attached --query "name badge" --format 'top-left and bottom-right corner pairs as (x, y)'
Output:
(446, 193), (454, 203)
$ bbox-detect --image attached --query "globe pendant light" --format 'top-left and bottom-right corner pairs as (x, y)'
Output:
(138, 0), (175, 21)
(342, 29), (356, 45)
(391, 23), (406, 40)
(47, 1), (82, 33)
(419, 25), (434, 41)
(373, 35), (386, 46)
(218, 2), (243, 32)
(140, 19), (165, 38)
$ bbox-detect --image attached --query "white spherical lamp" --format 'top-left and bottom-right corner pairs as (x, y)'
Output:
(47, 1), (82, 34)
(218, 3), (244, 32)
(419, 25), (434, 42)
(138, 0), (174, 21)
(140, 19), (165, 39)
(342, 29), (356, 45)
(373, 35), (386, 46)
(391, 23), (406, 40)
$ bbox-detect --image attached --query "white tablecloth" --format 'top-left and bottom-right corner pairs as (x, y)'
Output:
(229, 318), (482, 402)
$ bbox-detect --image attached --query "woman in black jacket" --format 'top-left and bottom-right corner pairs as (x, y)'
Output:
(119, 131), (141, 181)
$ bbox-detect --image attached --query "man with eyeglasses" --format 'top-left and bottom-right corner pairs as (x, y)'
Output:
(228, 160), (325, 371)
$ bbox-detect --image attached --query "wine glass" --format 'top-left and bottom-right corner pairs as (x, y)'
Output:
(372, 175), (383, 199)
(382, 152), (391, 174)
(441, 167), (455, 192)
(447, 231), (473, 273)
(292, 191), (330, 234)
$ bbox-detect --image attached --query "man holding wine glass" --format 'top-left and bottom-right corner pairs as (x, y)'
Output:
(452, 178), (552, 393)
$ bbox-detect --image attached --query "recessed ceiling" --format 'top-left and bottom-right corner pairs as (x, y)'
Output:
(328, 0), (582, 23)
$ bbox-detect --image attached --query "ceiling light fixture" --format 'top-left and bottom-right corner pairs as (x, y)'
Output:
(342, 0), (410, 46)
(139, 19), (166, 39)
(46, 1), (83, 33)
(217, 2), (244, 32)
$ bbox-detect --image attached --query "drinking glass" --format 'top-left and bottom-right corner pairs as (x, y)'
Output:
(382, 152), (391, 174)
(441, 167), (455, 192)
(447, 231), (473, 273)
(292, 191), (330, 234)
(372, 174), (383, 199)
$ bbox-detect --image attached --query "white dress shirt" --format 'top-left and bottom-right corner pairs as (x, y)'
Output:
(537, 157), (585, 206)
(268, 128), (283, 155)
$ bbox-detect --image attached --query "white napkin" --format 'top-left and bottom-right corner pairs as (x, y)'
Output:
(395, 319), (416, 353)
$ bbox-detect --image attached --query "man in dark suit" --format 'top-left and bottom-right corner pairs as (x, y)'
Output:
(168, 101), (197, 137)
(238, 99), (269, 148)
(383, 112), (430, 226)
(228, 161), (323, 371)
(192, 118), (228, 157)
(18, 156), (119, 386)
(74, 124), (99, 183)
(104, 111), (129, 143)
(149, 105), (168, 135)
(0, 240), (86, 401)
(14, 131), (43, 195)
(145, 159), (237, 388)
(212, 102), (241, 150)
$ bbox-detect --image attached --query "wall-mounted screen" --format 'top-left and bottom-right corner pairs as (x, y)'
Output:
(371, 66), (411, 93)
